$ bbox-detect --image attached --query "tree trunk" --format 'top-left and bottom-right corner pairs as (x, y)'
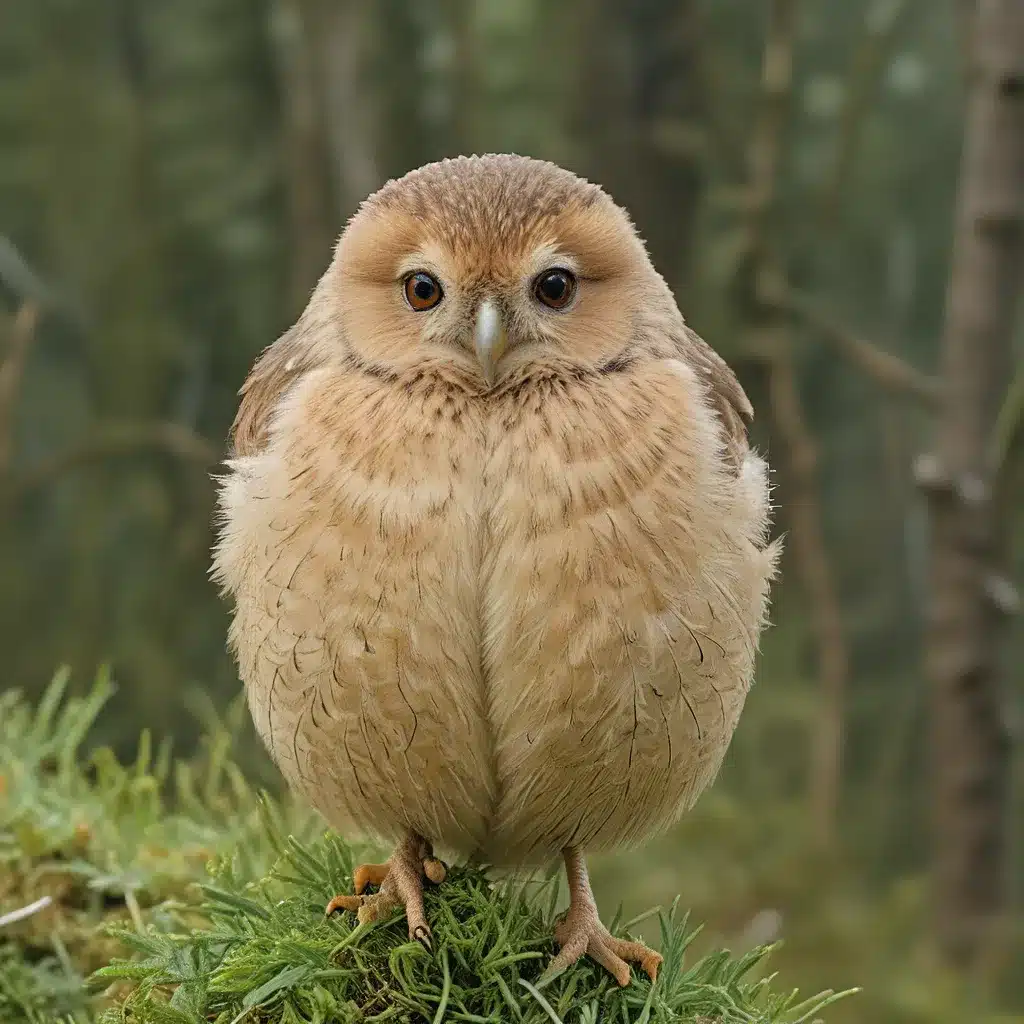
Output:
(440, 0), (476, 155)
(924, 0), (1024, 970)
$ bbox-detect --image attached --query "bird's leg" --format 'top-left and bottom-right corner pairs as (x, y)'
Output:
(546, 846), (663, 987)
(325, 832), (447, 949)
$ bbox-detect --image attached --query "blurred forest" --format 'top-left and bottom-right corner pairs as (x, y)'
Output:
(1, 0), (1022, 1021)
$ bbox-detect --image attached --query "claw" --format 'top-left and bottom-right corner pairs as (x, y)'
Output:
(325, 893), (364, 916)
(353, 861), (390, 895)
(412, 923), (433, 950)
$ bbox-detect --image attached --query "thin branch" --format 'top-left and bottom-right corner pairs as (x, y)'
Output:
(0, 236), (54, 307)
(990, 361), (1024, 470)
(10, 421), (222, 501)
(776, 287), (942, 405)
(0, 301), (40, 471)
(0, 235), (88, 332)
(0, 896), (52, 929)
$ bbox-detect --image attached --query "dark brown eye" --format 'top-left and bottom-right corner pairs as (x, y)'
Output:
(404, 272), (443, 311)
(534, 268), (577, 310)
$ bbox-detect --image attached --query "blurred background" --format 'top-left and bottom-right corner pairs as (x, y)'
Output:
(1, 0), (1021, 1020)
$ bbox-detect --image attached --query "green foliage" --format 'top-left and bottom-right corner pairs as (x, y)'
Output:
(0, 671), (319, 1022)
(0, 939), (90, 1024)
(95, 836), (851, 1023)
(1, 674), (851, 1023)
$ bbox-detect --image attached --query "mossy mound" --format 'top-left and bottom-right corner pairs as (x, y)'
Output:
(1, 673), (852, 1023)
(96, 830), (851, 1023)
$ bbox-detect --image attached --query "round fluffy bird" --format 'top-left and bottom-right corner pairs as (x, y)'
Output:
(214, 154), (778, 986)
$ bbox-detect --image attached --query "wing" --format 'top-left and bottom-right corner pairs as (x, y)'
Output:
(674, 325), (753, 472)
(232, 322), (322, 457)
(231, 279), (347, 457)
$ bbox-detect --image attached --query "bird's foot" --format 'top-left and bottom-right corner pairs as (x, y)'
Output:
(346, 851), (447, 896)
(547, 906), (663, 986)
(543, 846), (662, 987)
(325, 833), (447, 949)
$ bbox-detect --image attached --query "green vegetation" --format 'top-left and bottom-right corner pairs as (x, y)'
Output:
(1, 675), (851, 1023)
(0, 672), (317, 1023)
(96, 841), (849, 1023)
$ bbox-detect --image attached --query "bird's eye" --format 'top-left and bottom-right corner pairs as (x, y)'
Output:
(533, 269), (577, 310)
(404, 272), (443, 311)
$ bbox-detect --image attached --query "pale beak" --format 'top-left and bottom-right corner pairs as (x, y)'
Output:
(474, 299), (508, 384)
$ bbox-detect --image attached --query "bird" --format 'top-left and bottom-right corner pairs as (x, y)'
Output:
(213, 154), (778, 987)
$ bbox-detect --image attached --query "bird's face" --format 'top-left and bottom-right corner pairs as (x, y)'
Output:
(328, 155), (676, 387)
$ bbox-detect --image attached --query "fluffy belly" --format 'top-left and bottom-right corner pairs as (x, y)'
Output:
(216, 362), (774, 866)
(476, 363), (772, 865)
(215, 366), (497, 855)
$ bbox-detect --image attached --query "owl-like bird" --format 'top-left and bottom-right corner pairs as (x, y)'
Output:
(214, 155), (777, 986)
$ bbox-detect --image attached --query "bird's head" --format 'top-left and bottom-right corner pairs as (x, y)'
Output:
(326, 154), (680, 387)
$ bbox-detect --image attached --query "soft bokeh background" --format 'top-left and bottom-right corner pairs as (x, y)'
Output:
(1, 1), (1021, 1020)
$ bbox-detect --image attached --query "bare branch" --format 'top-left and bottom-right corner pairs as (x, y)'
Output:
(0, 896), (52, 929)
(10, 421), (222, 501)
(776, 287), (942, 405)
(0, 237), (53, 307)
(990, 362), (1024, 469)
(0, 301), (40, 471)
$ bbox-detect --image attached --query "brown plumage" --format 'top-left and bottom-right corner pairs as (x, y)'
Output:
(214, 154), (778, 985)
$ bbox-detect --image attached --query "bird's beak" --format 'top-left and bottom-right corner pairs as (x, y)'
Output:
(474, 299), (508, 384)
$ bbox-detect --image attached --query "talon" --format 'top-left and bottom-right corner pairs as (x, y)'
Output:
(412, 923), (433, 950)
(353, 861), (390, 895)
(325, 893), (363, 916)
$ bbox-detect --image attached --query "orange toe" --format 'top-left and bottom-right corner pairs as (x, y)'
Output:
(422, 857), (447, 885)
(353, 861), (390, 894)
(325, 893), (364, 916)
